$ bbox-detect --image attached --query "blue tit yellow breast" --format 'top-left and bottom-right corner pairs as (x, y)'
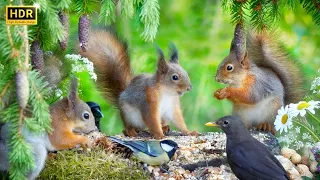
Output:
(135, 151), (170, 165)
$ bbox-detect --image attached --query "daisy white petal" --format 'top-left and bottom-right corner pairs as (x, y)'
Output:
(274, 105), (292, 134)
(288, 101), (319, 118)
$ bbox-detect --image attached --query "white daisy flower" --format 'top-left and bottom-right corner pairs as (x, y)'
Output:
(289, 100), (320, 117)
(274, 105), (293, 134)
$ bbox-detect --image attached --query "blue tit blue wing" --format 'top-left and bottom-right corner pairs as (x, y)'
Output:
(145, 141), (166, 157)
(123, 140), (164, 157)
(108, 136), (138, 152)
(228, 140), (288, 180)
(108, 137), (161, 157)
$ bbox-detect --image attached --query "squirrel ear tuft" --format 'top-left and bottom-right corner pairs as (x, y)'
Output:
(156, 46), (168, 74)
(230, 23), (246, 62)
(169, 43), (179, 64)
(68, 76), (79, 109)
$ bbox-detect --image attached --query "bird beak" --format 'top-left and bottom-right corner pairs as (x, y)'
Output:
(205, 122), (219, 127)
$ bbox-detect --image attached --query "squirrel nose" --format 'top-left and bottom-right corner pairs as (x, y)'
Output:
(215, 76), (220, 82)
(187, 85), (192, 91)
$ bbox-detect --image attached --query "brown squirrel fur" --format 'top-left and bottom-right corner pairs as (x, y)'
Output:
(0, 78), (97, 179)
(214, 24), (304, 132)
(79, 31), (132, 105)
(48, 78), (97, 149)
(80, 30), (197, 139)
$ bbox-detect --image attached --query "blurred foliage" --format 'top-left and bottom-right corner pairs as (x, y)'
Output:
(64, 0), (320, 135)
(221, 0), (320, 30)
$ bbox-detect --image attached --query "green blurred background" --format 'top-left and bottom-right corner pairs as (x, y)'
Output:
(67, 0), (319, 135)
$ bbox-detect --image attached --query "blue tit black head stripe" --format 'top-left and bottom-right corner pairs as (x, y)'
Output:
(160, 139), (179, 159)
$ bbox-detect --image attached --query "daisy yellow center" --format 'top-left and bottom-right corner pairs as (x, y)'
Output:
(281, 114), (288, 124)
(297, 101), (310, 110)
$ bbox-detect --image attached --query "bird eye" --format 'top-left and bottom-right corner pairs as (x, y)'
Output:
(224, 120), (229, 125)
(171, 74), (179, 81)
(226, 64), (233, 72)
(82, 111), (90, 120)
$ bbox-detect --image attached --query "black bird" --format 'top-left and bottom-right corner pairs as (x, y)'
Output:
(86, 102), (104, 131)
(206, 116), (289, 180)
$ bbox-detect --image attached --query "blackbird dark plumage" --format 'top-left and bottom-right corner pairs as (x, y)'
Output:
(86, 102), (104, 131)
(206, 116), (289, 180)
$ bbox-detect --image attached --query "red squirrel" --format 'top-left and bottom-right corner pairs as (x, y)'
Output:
(80, 30), (198, 139)
(0, 78), (97, 179)
(214, 24), (304, 132)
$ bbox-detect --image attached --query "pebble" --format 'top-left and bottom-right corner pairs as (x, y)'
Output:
(89, 130), (278, 180)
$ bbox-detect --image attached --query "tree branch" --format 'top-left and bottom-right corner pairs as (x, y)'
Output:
(22, 25), (29, 69)
(0, 80), (13, 102)
(312, 0), (320, 10)
(18, 108), (24, 135)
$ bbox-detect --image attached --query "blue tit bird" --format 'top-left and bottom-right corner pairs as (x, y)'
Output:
(86, 102), (104, 131)
(108, 137), (179, 166)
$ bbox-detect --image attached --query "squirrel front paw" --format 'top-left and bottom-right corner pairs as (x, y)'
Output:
(214, 88), (230, 100)
(162, 125), (170, 135)
(182, 130), (200, 136)
(153, 133), (165, 140)
(79, 136), (91, 150)
(123, 128), (138, 137)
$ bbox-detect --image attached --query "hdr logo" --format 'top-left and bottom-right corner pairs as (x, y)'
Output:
(6, 6), (37, 25)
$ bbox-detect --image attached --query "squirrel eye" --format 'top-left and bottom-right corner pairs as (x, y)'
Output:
(171, 74), (179, 81)
(82, 111), (90, 120)
(224, 120), (229, 125)
(226, 64), (233, 72)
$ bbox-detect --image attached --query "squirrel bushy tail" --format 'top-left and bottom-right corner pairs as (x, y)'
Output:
(79, 31), (132, 105)
(248, 32), (304, 104)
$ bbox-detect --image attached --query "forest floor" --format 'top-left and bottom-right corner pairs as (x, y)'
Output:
(109, 130), (280, 180)
(38, 130), (280, 180)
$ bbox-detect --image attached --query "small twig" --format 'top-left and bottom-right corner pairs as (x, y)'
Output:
(6, 25), (14, 48)
(30, 77), (42, 99)
(6, 25), (20, 59)
(18, 108), (24, 135)
(181, 158), (226, 171)
(22, 25), (29, 69)
(0, 80), (13, 101)
(36, 26), (41, 40)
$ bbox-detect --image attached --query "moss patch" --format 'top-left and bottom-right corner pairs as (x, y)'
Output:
(37, 148), (149, 180)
